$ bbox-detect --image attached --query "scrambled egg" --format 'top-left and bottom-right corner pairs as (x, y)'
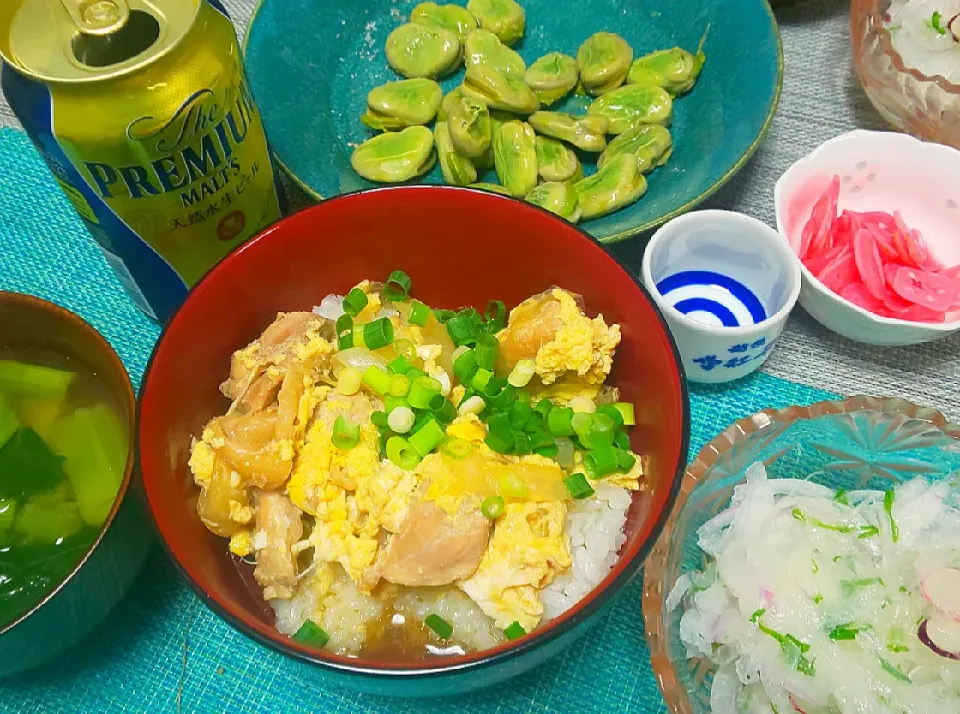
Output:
(532, 289), (621, 385)
(459, 501), (572, 631)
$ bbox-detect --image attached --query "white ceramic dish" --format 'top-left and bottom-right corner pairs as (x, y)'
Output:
(774, 129), (960, 346)
(641, 210), (801, 384)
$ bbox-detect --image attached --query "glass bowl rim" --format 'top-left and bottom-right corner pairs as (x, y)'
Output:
(641, 394), (960, 712)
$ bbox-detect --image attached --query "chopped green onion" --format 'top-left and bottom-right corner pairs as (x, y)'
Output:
(887, 628), (909, 653)
(858, 525), (880, 539)
(474, 333), (499, 371)
(408, 376), (443, 410)
(512, 431), (532, 455)
(616, 449), (637, 473)
(568, 396), (596, 414)
(363, 318), (394, 350)
(583, 446), (619, 479)
(487, 412), (510, 434)
(446, 312), (479, 347)
(409, 419), (446, 456)
(458, 395), (486, 416)
(833, 489), (850, 506)
(484, 300), (507, 332)
(336, 313), (353, 337)
(425, 614), (453, 639)
(757, 622), (815, 677)
(389, 374), (411, 397)
(564, 473), (594, 500)
(750, 608), (765, 623)
(499, 472), (529, 499)
(481, 495), (505, 519)
(614, 430), (630, 450)
(879, 656), (911, 683)
(388, 406), (416, 434)
(481, 376), (507, 400)
(547, 407), (575, 437)
(841, 578), (885, 596)
(336, 366), (362, 396)
(384, 395), (409, 414)
(343, 287), (369, 316)
(411, 409), (434, 435)
(432, 398), (457, 423)
(408, 300), (430, 326)
(371, 410), (389, 428)
(384, 270), (412, 302)
(791, 508), (856, 533)
(507, 359), (536, 388)
(524, 412), (545, 435)
(884, 490), (899, 542)
(470, 368), (493, 391)
(583, 413), (617, 449)
(596, 404), (625, 430)
(571, 411), (592, 441)
(293, 620), (330, 649)
(434, 308), (457, 323)
(361, 365), (391, 395)
(534, 399), (553, 417)
(387, 356), (412, 375)
(828, 623), (859, 641)
(394, 338), (417, 360)
(406, 367), (427, 381)
(612, 402), (635, 426)
(534, 442), (559, 458)
(386, 436), (421, 470)
(930, 10), (946, 35)
(812, 595), (823, 604)
(509, 402), (533, 430)
(503, 621), (526, 640)
(332, 415), (360, 450)
(441, 437), (473, 459)
(489, 384), (518, 411)
(484, 429), (514, 454)
(338, 333), (354, 350)
(453, 349), (479, 385)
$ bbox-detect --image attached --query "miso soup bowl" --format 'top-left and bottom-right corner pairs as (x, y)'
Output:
(0, 293), (152, 678)
(138, 186), (691, 697)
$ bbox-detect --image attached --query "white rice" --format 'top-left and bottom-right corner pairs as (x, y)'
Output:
(541, 482), (632, 620)
(313, 294), (345, 320)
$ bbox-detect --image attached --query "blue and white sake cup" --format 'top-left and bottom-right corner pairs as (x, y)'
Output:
(641, 210), (801, 384)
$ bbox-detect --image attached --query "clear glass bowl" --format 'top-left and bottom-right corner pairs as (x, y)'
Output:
(642, 395), (960, 712)
(850, 0), (960, 150)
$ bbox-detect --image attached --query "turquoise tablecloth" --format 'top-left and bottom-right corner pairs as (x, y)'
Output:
(0, 127), (837, 712)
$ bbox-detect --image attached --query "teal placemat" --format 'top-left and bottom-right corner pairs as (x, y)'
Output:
(0, 127), (838, 713)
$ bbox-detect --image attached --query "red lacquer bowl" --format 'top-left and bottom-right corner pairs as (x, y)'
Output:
(137, 186), (690, 697)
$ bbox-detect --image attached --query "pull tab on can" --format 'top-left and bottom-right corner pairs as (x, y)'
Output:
(59, 0), (130, 36)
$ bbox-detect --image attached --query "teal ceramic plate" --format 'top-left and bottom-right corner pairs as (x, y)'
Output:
(244, 0), (783, 243)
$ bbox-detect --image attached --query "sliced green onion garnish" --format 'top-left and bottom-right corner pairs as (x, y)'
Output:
(833, 489), (850, 506)
(547, 407), (575, 437)
(408, 300), (430, 326)
(388, 374), (411, 397)
(433, 399), (458, 424)
(879, 656), (911, 683)
(489, 384), (517, 411)
(474, 333), (499, 371)
(616, 449), (637, 473)
(568, 396), (596, 414)
(394, 338), (417, 360)
(384, 394), (409, 414)
(384, 269), (412, 302)
(507, 359), (536, 388)
(371, 410), (389, 428)
(387, 356), (411, 375)
(361, 365), (391, 395)
(484, 300), (507, 333)
(485, 429), (514, 454)
(571, 411), (593, 442)
(363, 318), (394, 350)
(336, 313), (354, 337)
(534, 442), (559, 458)
(612, 402), (635, 426)
(446, 312), (479, 347)
(585, 413), (616, 449)
(453, 349), (479, 385)
(512, 431), (532, 455)
(386, 435), (421, 470)
(884, 490), (899, 543)
(408, 376), (443, 410)
(441, 437), (473, 459)
(343, 287), (369, 316)
(470, 368), (493, 391)
(433, 308), (457, 324)
(596, 404), (625, 430)
(293, 619), (330, 648)
(503, 621), (526, 640)
(409, 418), (446, 456)
(332, 415), (360, 450)
(584, 446), (619, 479)
(533, 398), (553, 417)
(457, 395), (486, 416)
(509, 402), (533, 430)
(528, 430), (554, 452)
(828, 623), (859, 641)
(338, 333), (354, 350)
(388, 406), (416, 434)
(498, 472), (529, 499)
(480, 495), (505, 519)
(336, 366), (362, 396)
(614, 430), (630, 450)
(564, 472), (594, 500)
(425, 614), (453, 639)
(524, 412), (545, 435)
(481, 376), (507, 399)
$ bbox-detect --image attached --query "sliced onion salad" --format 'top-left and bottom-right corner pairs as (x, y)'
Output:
(667, 462), (960, 713)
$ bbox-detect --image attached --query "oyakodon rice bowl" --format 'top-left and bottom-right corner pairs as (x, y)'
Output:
(187, 271), (646, 659)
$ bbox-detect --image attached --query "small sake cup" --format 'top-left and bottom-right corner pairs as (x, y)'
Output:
(641, 210), (802, 384)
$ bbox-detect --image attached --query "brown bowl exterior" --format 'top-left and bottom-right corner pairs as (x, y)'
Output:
(0, 292), (153, 678)
(850, 0), (960, 149)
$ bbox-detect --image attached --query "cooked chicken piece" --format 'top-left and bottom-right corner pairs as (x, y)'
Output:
(376, 500), (491, 587)
(208, 413), (293, 490)
(254, 491), (304, 600)
(235, 371), (282, 413)
(497, 288), (620, 386)
(197, 461), (251, 538)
